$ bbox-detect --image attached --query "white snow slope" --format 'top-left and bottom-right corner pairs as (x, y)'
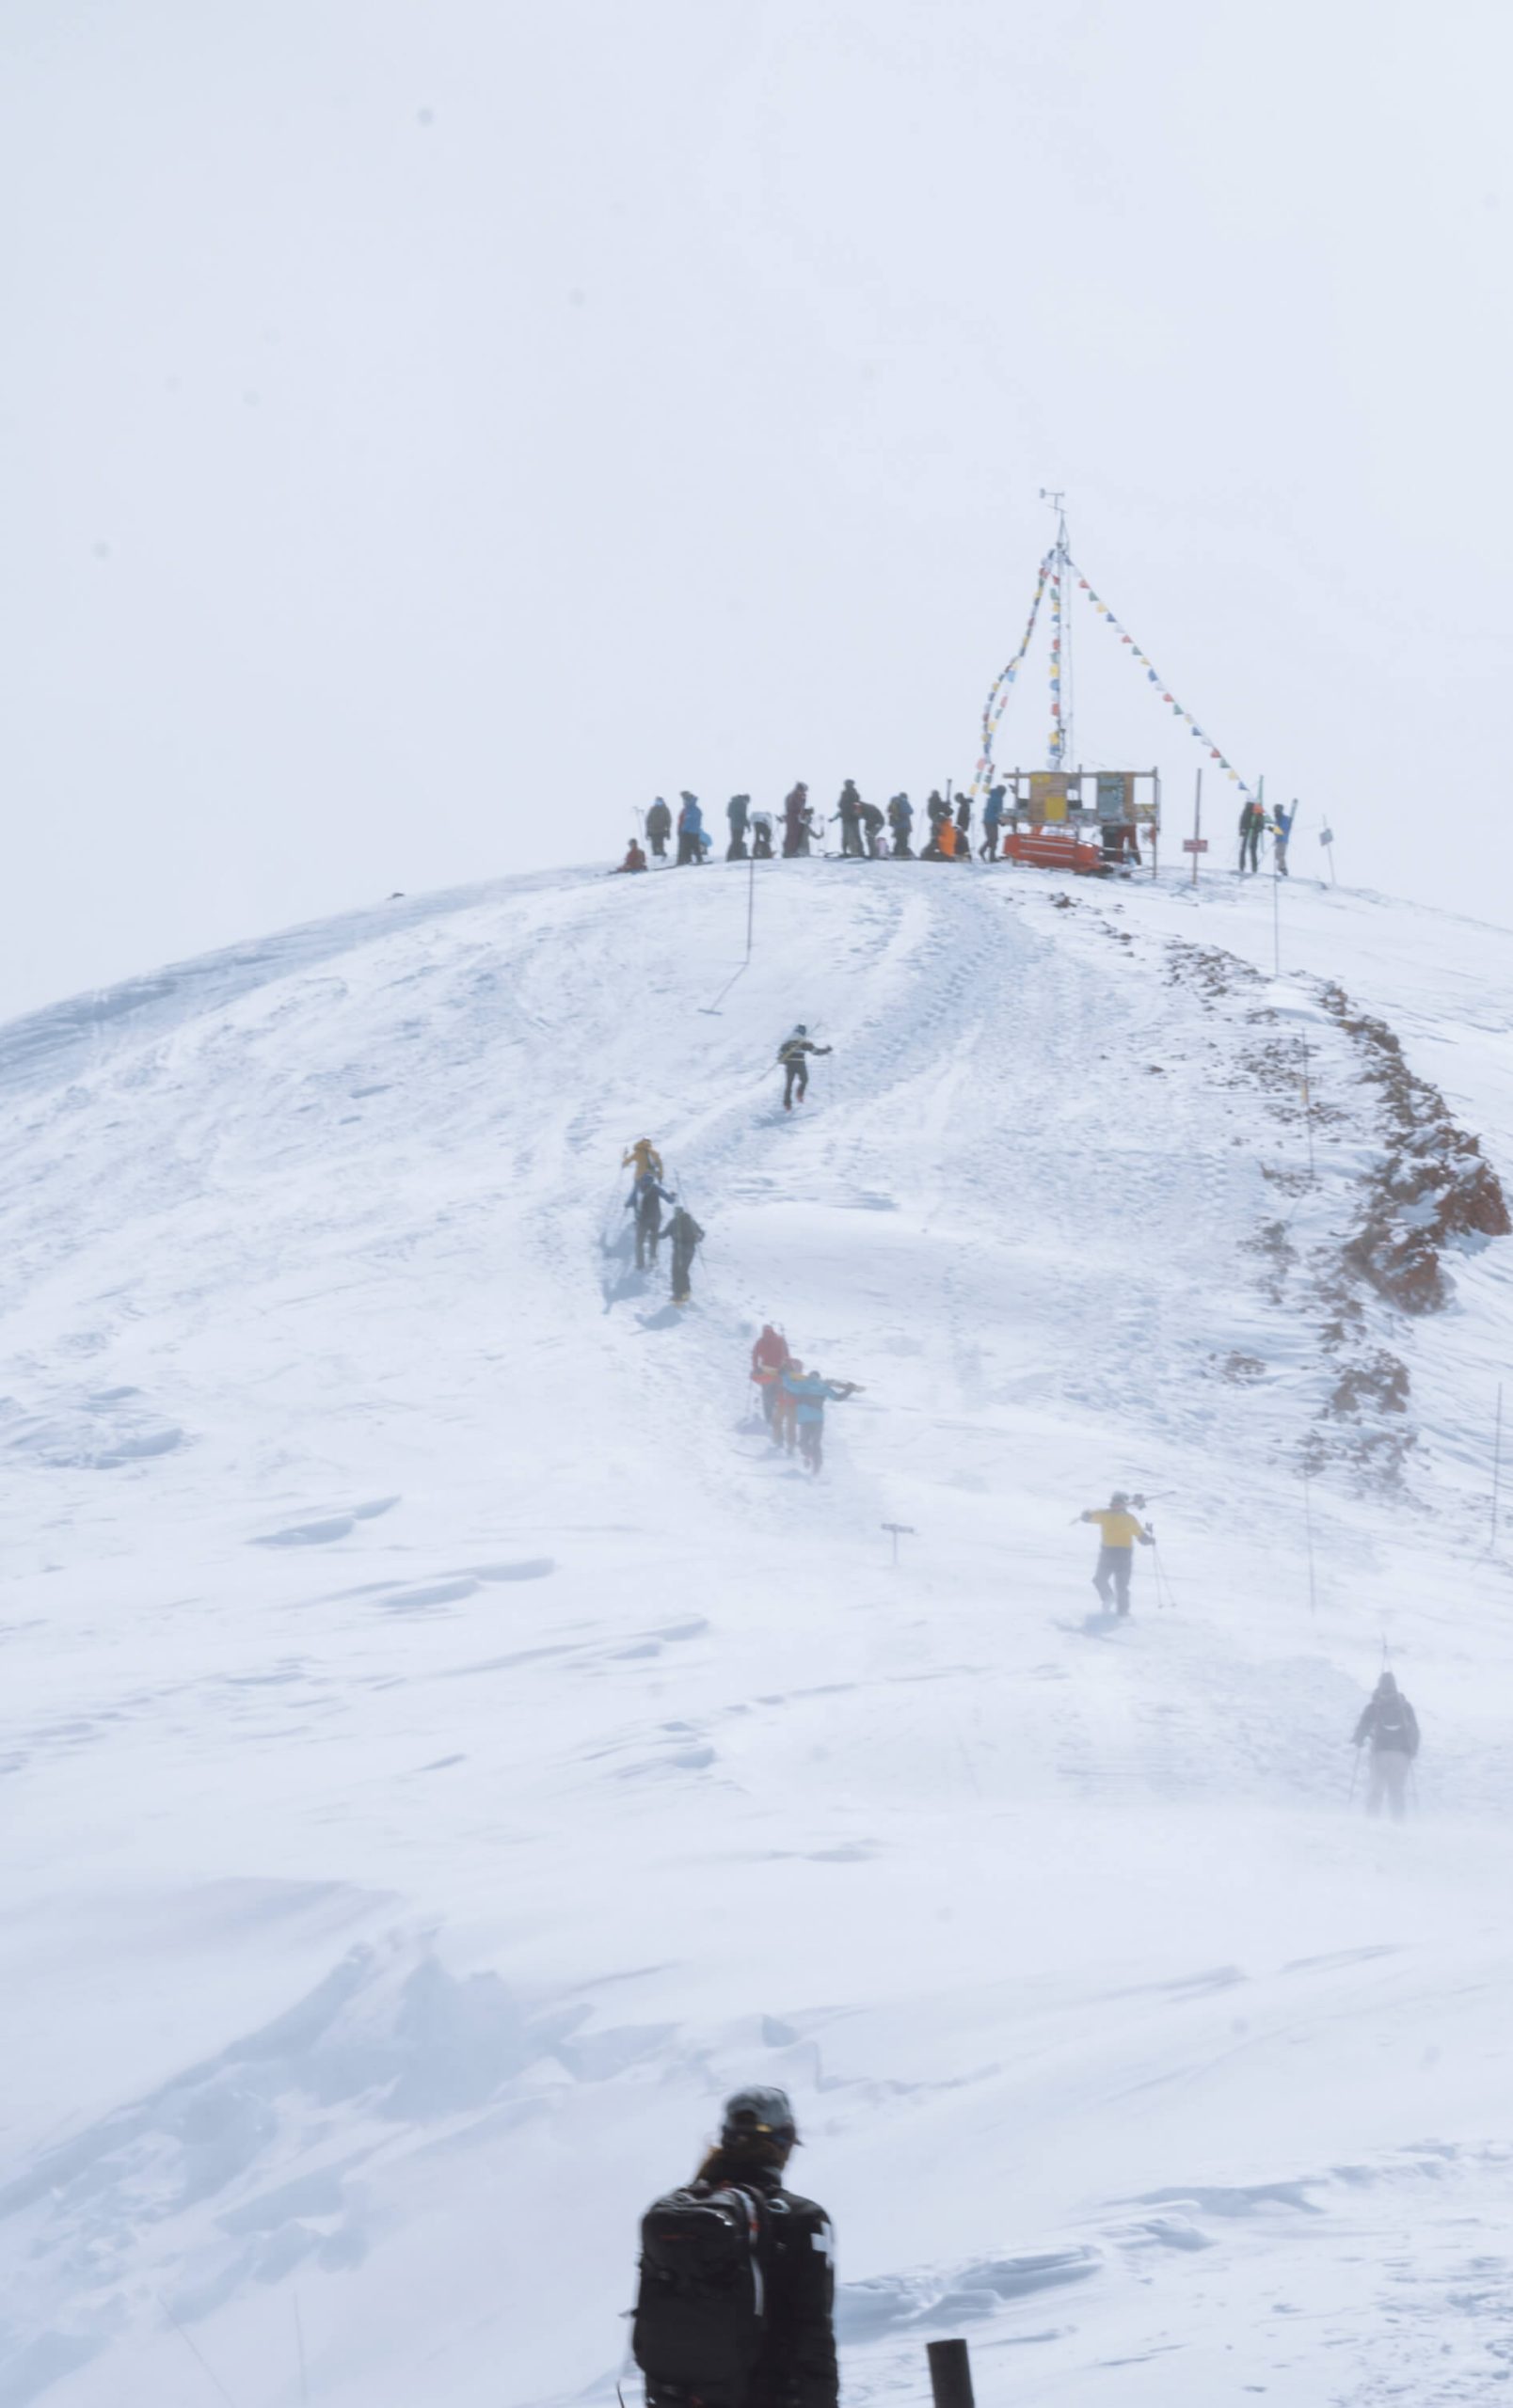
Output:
(4, 856), (1513, 2408)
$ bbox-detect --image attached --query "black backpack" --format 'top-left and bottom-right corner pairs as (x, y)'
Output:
(633, 2184), (768, 2404)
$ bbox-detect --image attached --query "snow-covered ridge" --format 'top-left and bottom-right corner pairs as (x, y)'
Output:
(4, 860), (1513, 2407)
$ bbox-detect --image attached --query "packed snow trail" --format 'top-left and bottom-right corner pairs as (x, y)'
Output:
(3, 860), (1513, 2408)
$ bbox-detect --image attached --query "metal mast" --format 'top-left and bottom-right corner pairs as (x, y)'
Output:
(1040, 487), (1073, 771)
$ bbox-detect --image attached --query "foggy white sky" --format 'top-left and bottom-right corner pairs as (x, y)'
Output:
(3, 0), (1509, 1019)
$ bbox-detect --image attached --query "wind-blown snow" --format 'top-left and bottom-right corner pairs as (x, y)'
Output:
(4, 858), (1513, 2408)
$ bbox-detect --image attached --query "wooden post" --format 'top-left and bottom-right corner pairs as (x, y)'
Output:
(927, 2338), (976, 2408)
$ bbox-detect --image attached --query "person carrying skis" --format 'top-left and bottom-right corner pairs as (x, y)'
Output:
(1238, 798), (1265, 874)
(980, 784), (1007, 860)
(623, 1136), (664, 1183)
(1080, 1490), (1154, 1615)
(835, 781), (866, 858)
(751, 810), (775, 860)
(751, 1323), (791, 1430)
(677, 793), (705, 866)
(778, 1026), (831, 1112)
(645, 799), (672, 860)
(782, 783), (809, 858)
(666, 1203), (705, 1306)
(886, 793), (915, 858)
(781, 1367), (860, 1473)
(613, 839), (648, 874)
(1352, 1671), (1420, 1820)
(633, 2085), (837, 2408)
(627, 1169), (674, 1270)
(726, 794), (751, 861)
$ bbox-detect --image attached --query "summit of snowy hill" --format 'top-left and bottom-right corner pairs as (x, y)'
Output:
(5, 858), (1513, 2408)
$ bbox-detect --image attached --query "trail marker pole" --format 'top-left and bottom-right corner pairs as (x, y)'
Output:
(883, 1521), (916, 1567)
(1189, 767), (1202, 887)
(698, 844), (757, 1015)
(927, 2338), (976, 2408)
(1319, 826), (1337, 883)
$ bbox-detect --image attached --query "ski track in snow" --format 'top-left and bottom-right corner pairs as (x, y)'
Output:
(2, 860), (1513, 2406)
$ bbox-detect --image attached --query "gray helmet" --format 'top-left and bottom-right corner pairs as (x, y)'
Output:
(721, 2086), (798, 2149)
(1110, 1490), (1129, 1508)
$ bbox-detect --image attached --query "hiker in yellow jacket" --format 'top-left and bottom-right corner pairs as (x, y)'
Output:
(623, 1137), (664, 1183)
(1080, 1491), (1154, 1616)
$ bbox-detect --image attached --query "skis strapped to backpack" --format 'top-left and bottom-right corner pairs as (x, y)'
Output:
(633, 2183), (768, 2403)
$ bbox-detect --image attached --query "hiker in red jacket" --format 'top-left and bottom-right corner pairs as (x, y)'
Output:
(751, 1324), (791, 1432)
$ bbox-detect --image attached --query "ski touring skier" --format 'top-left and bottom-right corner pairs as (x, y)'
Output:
(777, 1026), (831, 1112)
(666, 1203), (705, 1306)
(1353, 1671), (1420, 1819)
(1079, 1491), (1154, 1615)
(726, 794), (751, 861)
(632, 2086), (837, 2408)
(645, 799), (672, 860)
(627, 1169), (674, 1270)
(677, 793), (705, 866)
(750, 1323), (792, 1430)
(781, 1366), (860, 1473)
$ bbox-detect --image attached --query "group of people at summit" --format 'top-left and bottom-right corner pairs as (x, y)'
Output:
(613, 781), (1138, 872)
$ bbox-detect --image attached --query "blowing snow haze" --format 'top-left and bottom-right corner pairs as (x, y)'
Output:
(2, 0), (1513, 1015)
(7, 8), (1513, 2408)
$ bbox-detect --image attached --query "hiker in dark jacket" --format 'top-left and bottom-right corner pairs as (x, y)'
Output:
(886, 793), (914, 857)
(645, 799), (672, 860)
(835, 781), (865, 858)
(777, 1026), (831, 1111)
(635, 2086), (837, 2408)
(782, 783), (809, 858)
(1238, 798), (1265, 873)
(666, 1205), (705, 1305)
(1353, 1671), (1420, 1820)
(626, 1169), (674, 1270)
(726, 794), (751, 861)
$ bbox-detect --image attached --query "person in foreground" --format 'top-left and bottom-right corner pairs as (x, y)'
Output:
(1080, 1490), (1154, 1614)
(1353, 1670), (1420, 1818)
(633, 2085), (837, 2408)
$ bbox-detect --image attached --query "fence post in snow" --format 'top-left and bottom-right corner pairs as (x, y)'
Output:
(927, 2338), (976, 2408)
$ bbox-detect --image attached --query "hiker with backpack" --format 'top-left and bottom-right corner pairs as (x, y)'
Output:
(633, 2085), (837, 2408)
(627, 1169), (675, 1270)
(750, 1323), (792, 1430)
(645, 799), (673, 860)
(886, 793), (915, 857)
(1078, 1490), (1154, 1615)
(777, 1027), (831, 1112)
(1353, 1671), (1420, 1819)
(666, 1203), (705, 1306)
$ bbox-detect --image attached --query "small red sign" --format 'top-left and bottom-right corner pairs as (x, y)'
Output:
(1183, 838), (1210, 853)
